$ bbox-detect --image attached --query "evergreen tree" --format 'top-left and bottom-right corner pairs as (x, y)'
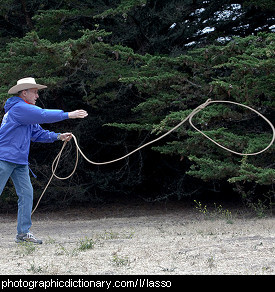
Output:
(110, 32), (274, 203)
(0, 1), (274, 209)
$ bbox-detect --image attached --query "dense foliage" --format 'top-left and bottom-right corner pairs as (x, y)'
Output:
(0, 0), (274, 211)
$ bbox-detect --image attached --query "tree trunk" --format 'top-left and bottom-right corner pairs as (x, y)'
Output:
(20, 0), (33, 30)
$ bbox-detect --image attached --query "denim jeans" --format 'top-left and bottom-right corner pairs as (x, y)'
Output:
(0, 160), (33, 234)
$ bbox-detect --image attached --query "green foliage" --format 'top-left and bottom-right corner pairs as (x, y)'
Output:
(229, 161), (275, 185)
(244, 0), (275, 10)
(33, 9), (90, 42)
(78, 237), (95, 251)
(188, 156), (237, 181)
(109, 32), (275, 201)
(210, 34), (275, 106)
(94, 0), (147, 19)
(0, 1), (274, 209)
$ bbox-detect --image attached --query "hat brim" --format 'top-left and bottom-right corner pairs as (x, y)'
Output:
(8, 83), (47, 94)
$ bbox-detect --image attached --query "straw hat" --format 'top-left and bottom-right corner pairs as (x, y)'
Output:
(8, 77), (47, 94)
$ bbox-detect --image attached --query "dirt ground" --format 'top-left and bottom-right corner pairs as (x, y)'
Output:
(0, 200), (274, 275)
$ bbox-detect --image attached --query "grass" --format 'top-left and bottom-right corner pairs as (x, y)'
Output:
(27, 262), (44, 273)
(78, 237), (95, 251)
(111, 252), (130, 267)
(194, 200), (233, 223)
(17, 231), (132, 273)
(16, 241), (36, 256)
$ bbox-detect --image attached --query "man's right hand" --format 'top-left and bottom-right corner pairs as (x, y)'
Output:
(68, 110), (88, 119)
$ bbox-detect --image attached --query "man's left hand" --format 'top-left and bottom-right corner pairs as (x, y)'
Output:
(59, 133), (73, 141)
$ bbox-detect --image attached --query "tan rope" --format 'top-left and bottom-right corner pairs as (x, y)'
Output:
(189, 100), (275, 156)
(31, 99), (275, 214)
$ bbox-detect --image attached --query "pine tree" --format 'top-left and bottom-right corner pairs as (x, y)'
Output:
(110, 32), (274, 202)
(0, 1), (274, 209)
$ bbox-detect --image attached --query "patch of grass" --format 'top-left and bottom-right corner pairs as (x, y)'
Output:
(78, 237), (95, 251)
(213, 203), (233, 224)
(99, 230), (135, 240)
(194, 200), (233, 223)
(111, 252), (130, 267)
(102, 231), (120, 240)
(27, 262), (45, 273)
(206, 256), (215, 269)
(247, 199), (268, 218)
(16, 242), (36, 256)
(45, 236), (57, 244)
(56, 243), (72, 256)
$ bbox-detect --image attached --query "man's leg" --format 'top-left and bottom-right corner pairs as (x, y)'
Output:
(10, 164), (33, 235)
(0, 160), (15, 196)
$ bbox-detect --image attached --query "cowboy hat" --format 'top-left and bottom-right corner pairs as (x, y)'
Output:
(8, 77), (47, 94)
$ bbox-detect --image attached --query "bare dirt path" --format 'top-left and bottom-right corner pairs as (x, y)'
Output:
(0, 201), (274, 275)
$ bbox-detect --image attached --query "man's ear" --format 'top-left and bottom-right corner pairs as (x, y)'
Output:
(22, 90), (28, 97)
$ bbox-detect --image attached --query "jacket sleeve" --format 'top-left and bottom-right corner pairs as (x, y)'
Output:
(12, 103), (69, 125)
(31, 124), (59, 143)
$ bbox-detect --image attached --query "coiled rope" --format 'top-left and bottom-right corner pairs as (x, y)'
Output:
(31, 99), (275, 214)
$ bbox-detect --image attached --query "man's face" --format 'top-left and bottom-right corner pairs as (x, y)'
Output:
(22, 88), (39, 105)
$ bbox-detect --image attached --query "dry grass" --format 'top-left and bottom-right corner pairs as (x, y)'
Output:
(0, 201), (274, 275)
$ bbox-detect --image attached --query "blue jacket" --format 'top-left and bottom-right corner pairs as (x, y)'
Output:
(0, 96), (69, 165)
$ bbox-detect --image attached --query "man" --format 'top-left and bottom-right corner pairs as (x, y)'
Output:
(0, 77), (88, 244)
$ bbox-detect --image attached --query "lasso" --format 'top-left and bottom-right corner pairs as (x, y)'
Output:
(32, 99), (275, 214)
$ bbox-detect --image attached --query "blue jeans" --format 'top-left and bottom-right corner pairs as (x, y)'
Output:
(0, 160), (33, 234)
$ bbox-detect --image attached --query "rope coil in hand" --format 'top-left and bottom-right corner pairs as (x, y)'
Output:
(31, 99), (275, 214)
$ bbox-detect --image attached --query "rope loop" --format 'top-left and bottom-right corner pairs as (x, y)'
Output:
(189, 100), (275, 156)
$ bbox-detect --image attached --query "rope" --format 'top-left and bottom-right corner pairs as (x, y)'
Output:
(31, 99), (275, 215)
(189, 100), (275, 156)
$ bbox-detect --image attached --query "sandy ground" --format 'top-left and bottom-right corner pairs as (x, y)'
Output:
(0, 201), (274, 275)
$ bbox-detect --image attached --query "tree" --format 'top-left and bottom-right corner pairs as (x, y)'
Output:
(0, 1), (274, 210)
(110, 32), (274, 203)
(0, 27), (148, 208)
